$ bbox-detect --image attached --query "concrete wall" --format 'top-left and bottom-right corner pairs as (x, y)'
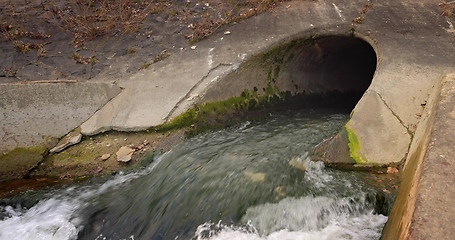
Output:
(0, 82), (121, 154)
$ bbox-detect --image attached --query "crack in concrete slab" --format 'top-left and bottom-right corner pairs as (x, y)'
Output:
(376, 91), (414, 138)
(351, 0), (374, 29)
(164, 62), (233, 122)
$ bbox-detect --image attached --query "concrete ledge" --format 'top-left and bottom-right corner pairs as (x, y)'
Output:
(381, 74), (455, 239)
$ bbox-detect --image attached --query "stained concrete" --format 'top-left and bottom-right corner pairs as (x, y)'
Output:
(0, 82), (121, 153)
(81, 0), (371, 135)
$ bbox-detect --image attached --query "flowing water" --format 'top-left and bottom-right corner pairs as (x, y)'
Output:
(0, 109), (392, 240)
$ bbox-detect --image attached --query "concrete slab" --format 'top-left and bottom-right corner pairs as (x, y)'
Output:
(0, 82), (121, 153)
(381, 74), (455, 239)
(346, 90), (411, 165)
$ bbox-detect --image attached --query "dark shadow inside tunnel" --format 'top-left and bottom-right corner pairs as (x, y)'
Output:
(291, 36), (376, 93)
(277, 36), (377, 109)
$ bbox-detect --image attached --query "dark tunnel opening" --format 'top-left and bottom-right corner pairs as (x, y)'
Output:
(278, 36), (377, 110)
(203, 35), (378, 112)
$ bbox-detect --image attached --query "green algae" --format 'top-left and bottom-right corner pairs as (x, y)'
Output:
(0, 146), (46, 180)
(155, 91), (277, 136)
(345, 126), (367, 164)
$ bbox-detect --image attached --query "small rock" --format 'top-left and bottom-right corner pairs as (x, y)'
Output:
(95, 166), (103, 173)
(116, 146), (135, 162)
(100, 154), (111, 161)
(387, 167), (399, 174)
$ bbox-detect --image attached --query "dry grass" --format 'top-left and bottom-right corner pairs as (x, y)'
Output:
(1, 0), (289, 47)
(440, 1), (455, 18)
(44, 0), (163, 47)
(0, 0), (291, 70)
(186, 0), (287, 43)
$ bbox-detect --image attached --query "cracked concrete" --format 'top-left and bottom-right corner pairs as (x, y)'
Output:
(165, 63), (234, 121)
(376, 91), (414, 137)
(347, 90), (412, 165)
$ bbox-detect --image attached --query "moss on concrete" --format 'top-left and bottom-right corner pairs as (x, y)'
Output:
(157, 92), (273, 136)
(345, 126), (367, 164)
(0, 146), (46, 180)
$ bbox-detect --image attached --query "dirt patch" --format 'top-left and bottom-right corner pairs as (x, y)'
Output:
(0, 0), (288, 82)
(29, 128), (186, 179)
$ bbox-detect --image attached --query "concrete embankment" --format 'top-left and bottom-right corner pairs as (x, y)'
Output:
(3, 0), (454, 166)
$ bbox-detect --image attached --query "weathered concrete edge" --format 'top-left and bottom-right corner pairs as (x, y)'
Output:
(380, 73), (446, 239)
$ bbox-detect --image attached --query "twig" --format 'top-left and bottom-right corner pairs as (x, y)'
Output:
(20, 80), (78, 84)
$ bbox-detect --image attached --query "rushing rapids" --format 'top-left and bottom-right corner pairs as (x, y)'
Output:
(0, 109), (393, 240)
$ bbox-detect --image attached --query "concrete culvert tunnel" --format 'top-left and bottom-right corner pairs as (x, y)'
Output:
(203, 35), (378, 110)
(286, 36), (377, 97)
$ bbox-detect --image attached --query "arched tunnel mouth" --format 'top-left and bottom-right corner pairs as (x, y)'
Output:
(203, 35), (378, 112)
(285, 35), (377, 109)
(173, 35), (378, 135)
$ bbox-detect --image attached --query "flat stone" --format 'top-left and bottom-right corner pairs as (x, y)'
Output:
(49, 130), (82, 153)
(116, 146), (135, 162)
(100, 153), (111, 161)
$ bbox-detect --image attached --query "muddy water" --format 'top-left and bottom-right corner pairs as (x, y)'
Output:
(0, 109), (394, 240)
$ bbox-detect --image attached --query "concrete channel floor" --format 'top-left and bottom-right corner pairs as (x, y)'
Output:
(1, 0), (455, 238)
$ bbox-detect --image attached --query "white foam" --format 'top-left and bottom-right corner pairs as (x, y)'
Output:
(0, 154), (166, 240)
(198, 211), (387, 240)
(0, 198), (79, 240)
(195, 195), (387, 240)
